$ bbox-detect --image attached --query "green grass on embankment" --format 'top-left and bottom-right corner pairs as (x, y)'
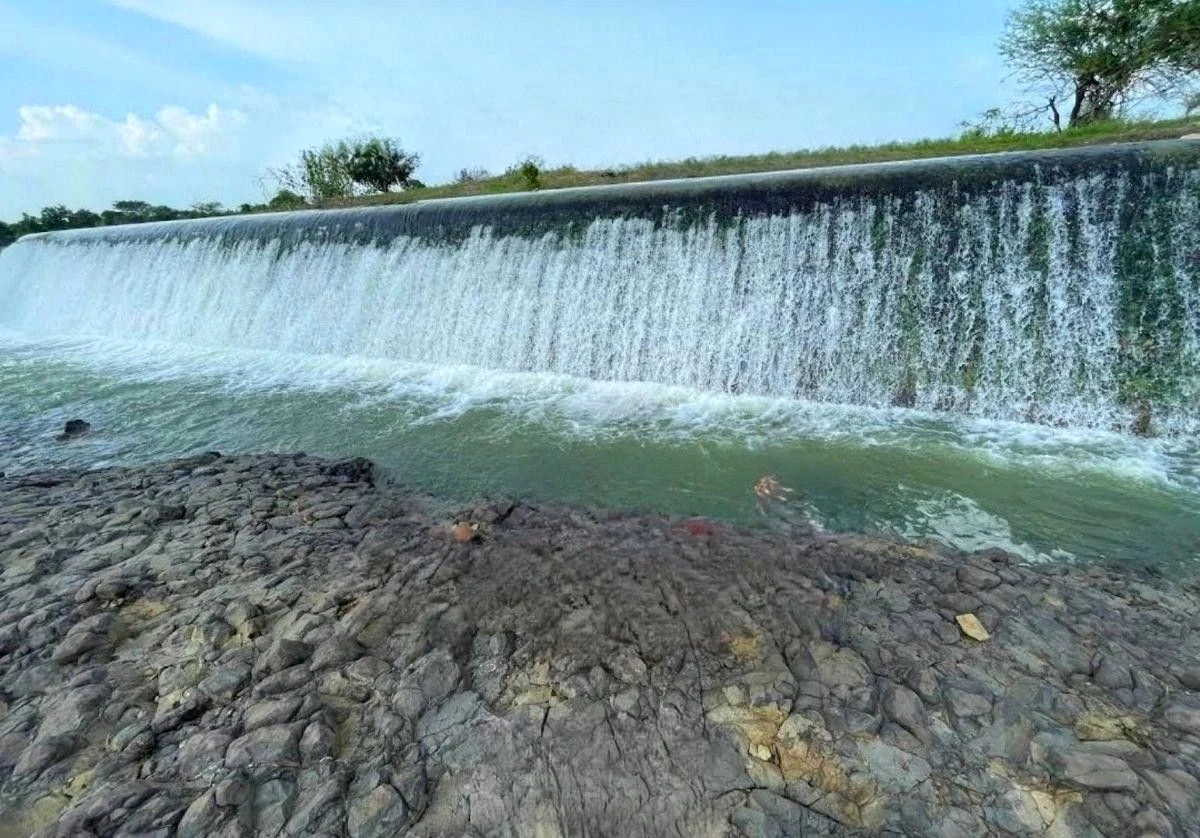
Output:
(320, 117), (1199, 209)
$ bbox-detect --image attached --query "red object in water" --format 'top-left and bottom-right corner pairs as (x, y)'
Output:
(683, 518), (717, 537)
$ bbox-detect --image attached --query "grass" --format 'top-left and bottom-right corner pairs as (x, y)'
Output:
(319, 117), (1198, 210)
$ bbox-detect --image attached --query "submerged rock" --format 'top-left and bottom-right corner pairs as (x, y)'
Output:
(0, 452), (1197, 836)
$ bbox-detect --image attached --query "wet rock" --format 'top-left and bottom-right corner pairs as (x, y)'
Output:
(57, 419), (91, 441)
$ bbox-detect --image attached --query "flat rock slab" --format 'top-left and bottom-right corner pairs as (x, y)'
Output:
(0, 453), (1198, 837)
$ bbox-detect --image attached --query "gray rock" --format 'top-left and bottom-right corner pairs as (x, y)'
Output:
(225, 723), (300, 768)
(1060, 750), (1141, 792)
(1173, 666), (1200, 691)
(881, 682), (930, 744)
(177, 791), (223, 838)
(50, 630), (106, 664)
(256, 637), (314, 675)
(347, 783), (408, 838)
(253, 777), (297, 834)
(11, 734), (76, 781)
(956, 564), (1001, 591)
(177, 731), (232, 777)
(945, 687), (992, 719)
(1164, 699), (1200, 735)
(299, 720), (337, 762)
(243, 697), (302, 731)
(198, 663), (252, 702)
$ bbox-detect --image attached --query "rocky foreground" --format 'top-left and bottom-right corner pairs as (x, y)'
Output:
(0, 454), (1198, 837)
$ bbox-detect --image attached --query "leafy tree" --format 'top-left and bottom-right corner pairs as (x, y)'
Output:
(1001, 0), (1200, 128)
(347, 137), (421, 193)
(507, 155), (543, 190)
(267, 189), (306, 211)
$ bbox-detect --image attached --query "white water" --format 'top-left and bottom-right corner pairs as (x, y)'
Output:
(2, 169), (1196, 435)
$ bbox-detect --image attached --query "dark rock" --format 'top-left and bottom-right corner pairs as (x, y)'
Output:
(177, 731), (232, 777)
(57, 419), (91, 441)
(881, 682), (930, 744)
(299, 721), (337, 762)
(225, 723), (300, 768)
(256, 637), (314, 675)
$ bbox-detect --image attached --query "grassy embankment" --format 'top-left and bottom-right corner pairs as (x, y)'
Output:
(323, 117), (1198, 209)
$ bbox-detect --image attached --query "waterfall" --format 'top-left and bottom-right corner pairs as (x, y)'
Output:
(1, 141), (1197, 436)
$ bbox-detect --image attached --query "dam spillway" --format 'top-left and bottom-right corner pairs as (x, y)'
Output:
(0, 140), (1198, 566)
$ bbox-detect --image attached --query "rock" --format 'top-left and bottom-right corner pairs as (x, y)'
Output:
(225, 724), (299, 768)
(956, 565), (1001, 591)
(12, 734), (76, 781)
(604, 645), (648, 684)
(253, 777), (297, 834)
(177, 731), (232, 777)
(945, 687), (992, 719)
(1172, 665), (1200, 691)
(1059, 750), (1141, 792)
(57, 419), (91, 441)
(177, 791), (222, 838)
(955, 613), (991, 641)
(347, 784), (408, 838)
(244, 697), (302, 731)
(1163, 699), (1200, 735)
(881, 682), (930, 744)
(255, 638), (314, 675)
(198, 663), (252, 702)
(51, 631), (106, 664)
(299, 721), (336, 762)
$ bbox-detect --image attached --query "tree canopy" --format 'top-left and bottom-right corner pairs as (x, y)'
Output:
(1001, 0), (1200, 128)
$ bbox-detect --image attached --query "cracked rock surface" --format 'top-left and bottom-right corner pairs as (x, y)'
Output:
(0, 453), (1198, 837)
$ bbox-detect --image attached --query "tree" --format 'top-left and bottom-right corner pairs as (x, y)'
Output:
(267, 189), (306, 211)
(0, 221), (13, 248)
(1000, 0), (1200, 128)
(347, 137), (421, 193)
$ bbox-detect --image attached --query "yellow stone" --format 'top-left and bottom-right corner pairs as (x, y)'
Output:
(751, 743), (773, 761)
(955, 613), (991, 641)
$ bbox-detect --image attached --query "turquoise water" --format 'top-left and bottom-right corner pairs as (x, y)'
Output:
(2, 333), (1196, 570)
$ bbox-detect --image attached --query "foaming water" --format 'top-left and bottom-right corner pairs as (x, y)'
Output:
(2, 156), (1197, 435)
(1, 333), (1196, 570)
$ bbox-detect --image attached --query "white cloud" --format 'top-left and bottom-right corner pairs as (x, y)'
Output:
(3, 103), (245, 162)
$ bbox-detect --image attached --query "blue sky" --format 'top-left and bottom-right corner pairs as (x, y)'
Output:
(0, 0), (1025, 218)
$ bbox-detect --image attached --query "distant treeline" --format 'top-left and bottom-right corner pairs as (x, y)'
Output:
(0, 193), (305, 248)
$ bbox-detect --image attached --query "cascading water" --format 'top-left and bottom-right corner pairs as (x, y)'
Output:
(1, 140), (1198, 566)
